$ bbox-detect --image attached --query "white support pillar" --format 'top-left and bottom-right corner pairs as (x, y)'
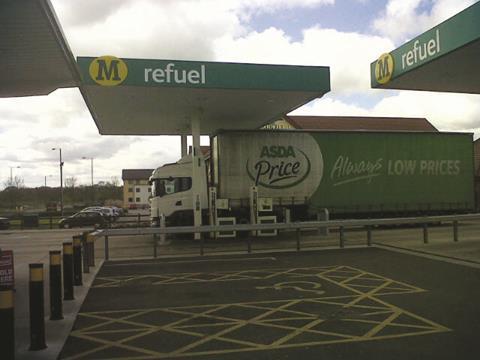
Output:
(209, 186), (217, 238)
(180, 135), (188, 157)
(191, 115), (202, 240)
(250, 186), (258, 237)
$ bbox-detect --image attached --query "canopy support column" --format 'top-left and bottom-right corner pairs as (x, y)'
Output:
(191, 115), (202, 240)
(180, 135), (187, 157)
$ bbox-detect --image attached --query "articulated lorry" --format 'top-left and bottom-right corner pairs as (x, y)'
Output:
(150, 130), (474, 227)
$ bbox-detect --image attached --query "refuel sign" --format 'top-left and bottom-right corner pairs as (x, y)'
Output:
(79, 56), (330, 92)
(88, 55), (206, 86)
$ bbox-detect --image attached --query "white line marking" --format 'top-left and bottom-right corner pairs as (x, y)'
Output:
(104, 257), (277, 267)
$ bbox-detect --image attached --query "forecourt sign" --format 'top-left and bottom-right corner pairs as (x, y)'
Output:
(77, 56), (330, 234)
(370, 1), (480, 94)
(0, 250), (14, 289)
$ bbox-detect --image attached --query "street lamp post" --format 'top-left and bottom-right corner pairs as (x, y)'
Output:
(52, 148), (64, 216)
(82, 157), (94, 204)
(9, 166), (20, 186)
(44, 175), (52, 187)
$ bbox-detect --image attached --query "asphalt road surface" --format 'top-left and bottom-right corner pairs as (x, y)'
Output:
(59, 247), (480, 360)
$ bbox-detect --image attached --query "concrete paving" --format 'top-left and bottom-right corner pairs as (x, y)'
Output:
(0, 228), (103, 359)
(92, 220), (480, 264)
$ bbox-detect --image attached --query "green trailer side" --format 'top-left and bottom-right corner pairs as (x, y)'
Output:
(308, 131), (474, 215)
(213, 130), (474, 218)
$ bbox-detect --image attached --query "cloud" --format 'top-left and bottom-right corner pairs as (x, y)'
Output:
(0, 89), (87, 127)
(371, 91), (480, 131)
(52, 0), (136, 27)
(292, 90), (480, 138)
(53, 0), (335, 60)
(0, 87), (184, 187)
(372, 0), (477, 44)
(214, 26), (394, 94)
(215, 20), (480, 137)
(290, 96), (371, 116)
(2, 0), (479, 188)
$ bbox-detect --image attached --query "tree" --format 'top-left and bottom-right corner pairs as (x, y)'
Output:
(65, 176), (78, 188)
(110, 176), (120, 186)
(3, 175), (25, 189)
(0, 176), (24, 208)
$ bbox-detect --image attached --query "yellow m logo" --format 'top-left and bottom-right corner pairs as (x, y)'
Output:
(89, 56), (128, 86)
(375, 53), (394, 84)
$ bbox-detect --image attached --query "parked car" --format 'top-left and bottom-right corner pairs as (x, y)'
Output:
(58, 211), (106, 229)
(0, 217), (10, 230)
(81, 207), (117, 220)
(110, 206), (124, 217)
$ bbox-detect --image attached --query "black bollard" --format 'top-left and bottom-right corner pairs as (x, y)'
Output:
(82, 232), (90, 274)
(423, 223), (429, 244)
(453, 220), (459, 242)
(62, 242), (74, 301)
(87, 233), (95, 267)
(366, 226), (372, 246)
(339, 226), (345, 248)
(72, 236), (83, 286)
(0, 288), (15, 359)
(104, 234), (109, 261)
(296, 228), (301, 251)
(49, 251), (63, 320)
(29, 263), (47, 351)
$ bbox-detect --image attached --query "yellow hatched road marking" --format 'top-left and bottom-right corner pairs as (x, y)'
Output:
(344, 280), (393, 308)
(169, 299), (303, 355)
(69, 329), (161, 359)
(71, 309), (158, 333)
(364, 309), (402, 338)
(339, 272), (366, 284)
(63, 265), (450, 360)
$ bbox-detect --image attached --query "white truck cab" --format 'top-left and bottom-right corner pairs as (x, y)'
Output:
(150, 154), (208, 226)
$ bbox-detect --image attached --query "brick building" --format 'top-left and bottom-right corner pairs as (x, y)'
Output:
(121, 169), (154, 209)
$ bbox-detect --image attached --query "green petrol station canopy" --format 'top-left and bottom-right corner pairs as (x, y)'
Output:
(370, 1), (480, 94)
(77, 56), (330, 135)
(1, 1), (330, 136)
(0, 0), (79, 97)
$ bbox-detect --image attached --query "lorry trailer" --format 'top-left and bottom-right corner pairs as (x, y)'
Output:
(150, 130), (474, 226)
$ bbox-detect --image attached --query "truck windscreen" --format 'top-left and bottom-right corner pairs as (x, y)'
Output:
(152, 177), (192, 197)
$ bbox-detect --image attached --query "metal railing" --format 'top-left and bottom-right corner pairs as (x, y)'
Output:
(0, 213), (150, 230)
(90, 213), (480, 260)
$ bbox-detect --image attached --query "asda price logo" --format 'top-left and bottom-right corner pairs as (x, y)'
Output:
(89, 55), (128, 86)
(246, 145), (311, 189)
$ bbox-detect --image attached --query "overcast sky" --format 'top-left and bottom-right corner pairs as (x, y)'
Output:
(1, 0), (479, 188)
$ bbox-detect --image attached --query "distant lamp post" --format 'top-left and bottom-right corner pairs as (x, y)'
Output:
(82, 157), (94, 186)
(82, 157), (94, 204)
(44, 174), (52, 187)
(52, 148), (64, 216)
(9, 166), (20, 185)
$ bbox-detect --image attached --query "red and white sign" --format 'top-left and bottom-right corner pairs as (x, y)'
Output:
(0, 250), (14, 289)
